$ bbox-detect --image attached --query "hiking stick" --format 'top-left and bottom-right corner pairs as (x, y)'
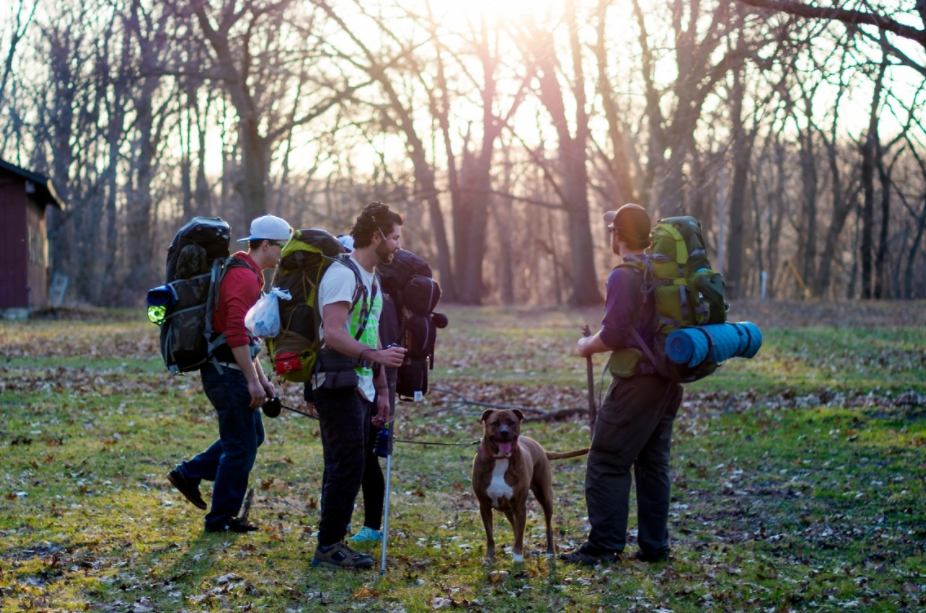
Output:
(380, 422), (394, 575)
(240, 487), (255, 523)
(581, 325), (597, 440)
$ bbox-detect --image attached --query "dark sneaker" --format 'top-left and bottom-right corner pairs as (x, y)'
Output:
(559, 546), (619, 566)
(633, 550), (670, 563)
(205, 518), (259, 533)
(311, 542), (374, 569)
(167, 469), (207, 510)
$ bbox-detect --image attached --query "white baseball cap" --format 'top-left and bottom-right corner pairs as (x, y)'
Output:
(336, 234), (355, 252)
(237, 215), (293, 242)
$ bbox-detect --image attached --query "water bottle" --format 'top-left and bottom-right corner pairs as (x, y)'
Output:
(373, 423), (391, 458)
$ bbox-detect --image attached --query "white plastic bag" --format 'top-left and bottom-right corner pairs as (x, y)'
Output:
(245, 287), (291, 338)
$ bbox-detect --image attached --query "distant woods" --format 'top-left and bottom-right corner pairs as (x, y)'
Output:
(1, 0), (924, 306)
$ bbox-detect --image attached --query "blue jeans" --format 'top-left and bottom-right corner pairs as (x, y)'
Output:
(177, 364), (264, 529)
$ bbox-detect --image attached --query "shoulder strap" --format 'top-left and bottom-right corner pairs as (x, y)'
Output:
(630, 327), (673, 381)
(319, 255), (374, 342)
(614, 254), (671, 379)
(204, 256), (262, 373)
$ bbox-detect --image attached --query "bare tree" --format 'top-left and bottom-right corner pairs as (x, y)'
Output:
(186, 0), (357, 224)
(511, 0), (603, 306)
(417, 7), (527, 304)
(735, 0), (926, 59)
(897, 141), (926, 298)
(310, 0), (459, 298)
(631, 0), (744, 216)
(0, 0), (37, 154)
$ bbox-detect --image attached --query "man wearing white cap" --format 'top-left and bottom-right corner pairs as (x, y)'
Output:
(167, 214), (293, 533)
(561, 204), (683, 565)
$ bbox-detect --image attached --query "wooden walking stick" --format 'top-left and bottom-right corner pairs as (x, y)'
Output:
(582, 325), (597, 439)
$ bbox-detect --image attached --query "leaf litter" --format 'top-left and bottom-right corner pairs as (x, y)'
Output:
(1, 302), (925, 612)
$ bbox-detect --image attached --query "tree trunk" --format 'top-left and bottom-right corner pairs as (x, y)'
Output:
(904, 197), (926, 299)
(562, 140), (603, 305)
(125, 75), (160, 293)
(456, 149), (492, 303)
(726, 61), (753, 300)
(860, 61), (887, 299)
(798, 123), (818, 296)
(519, 1), (602, 305)
(595, 0), (636, 205)
(860, 138), (877, 299)
(815, 189), (857, 298)
(873, 144), (892, 298)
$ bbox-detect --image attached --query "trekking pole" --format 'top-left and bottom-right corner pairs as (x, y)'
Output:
(582, 325), (597, 440)
(373, 422), (393, 575)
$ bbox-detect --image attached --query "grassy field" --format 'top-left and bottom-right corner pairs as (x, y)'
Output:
(1, 301), (925, 612)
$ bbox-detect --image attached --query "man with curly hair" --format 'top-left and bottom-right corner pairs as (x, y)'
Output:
(307, 202), (407, 569)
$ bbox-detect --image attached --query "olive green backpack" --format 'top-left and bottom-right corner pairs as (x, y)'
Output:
(610, 216), (727, 383)
(267, 229), (367, 382)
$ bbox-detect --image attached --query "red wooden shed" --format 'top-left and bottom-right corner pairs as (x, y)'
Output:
(0, 159), (66, 316)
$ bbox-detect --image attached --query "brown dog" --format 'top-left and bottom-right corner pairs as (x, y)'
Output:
(472, 408), (589, 562)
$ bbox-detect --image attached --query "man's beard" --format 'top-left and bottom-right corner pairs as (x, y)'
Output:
(376, 240), (394, 265)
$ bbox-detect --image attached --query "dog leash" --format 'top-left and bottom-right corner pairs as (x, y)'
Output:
(394, 438), (480, 447)
(263, 398), (481, 447)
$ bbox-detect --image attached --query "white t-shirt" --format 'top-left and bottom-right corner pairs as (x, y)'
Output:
(314, 256), (382, 401)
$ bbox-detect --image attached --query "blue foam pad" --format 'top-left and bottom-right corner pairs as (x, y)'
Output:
(665, 322), (762, 367)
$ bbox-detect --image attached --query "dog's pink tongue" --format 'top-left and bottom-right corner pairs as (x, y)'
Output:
(497, 442), (513, 455)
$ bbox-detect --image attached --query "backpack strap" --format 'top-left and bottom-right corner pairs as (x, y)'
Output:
(629, 327), (674, 381)
(318, 255), (375, 343)
(614, 257), (675, 380)
(206, 256), (262, 374)
(615, 257), (656, 305)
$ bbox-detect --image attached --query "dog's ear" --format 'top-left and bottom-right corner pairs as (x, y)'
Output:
(512, 409), (525, 422)
(480, 409), (495, 423)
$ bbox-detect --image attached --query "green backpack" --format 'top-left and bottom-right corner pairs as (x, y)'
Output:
(649, 216), (726, 328)
(267, 229), (366, 382)
(612, 216), (727, 382)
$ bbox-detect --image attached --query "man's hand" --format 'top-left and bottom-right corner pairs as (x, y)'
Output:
(305, 401), (318, 419)
(577, 327), (610, 358)
(259, 375), (276, 401)
(576, 336), (592, 358)
(247, 378), (267, 409)
(372, 345), (407, 368)
(373, 393), (390, 427)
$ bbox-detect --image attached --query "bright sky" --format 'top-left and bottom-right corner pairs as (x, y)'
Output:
(424, 0), (559, 22)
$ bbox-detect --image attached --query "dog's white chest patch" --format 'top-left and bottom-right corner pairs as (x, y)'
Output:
(486, 460), (513, 508)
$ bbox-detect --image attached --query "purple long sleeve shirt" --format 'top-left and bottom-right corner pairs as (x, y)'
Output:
(599, 261), (657, 351)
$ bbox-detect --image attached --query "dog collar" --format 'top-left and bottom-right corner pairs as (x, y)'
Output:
(479, 441), (519, 460)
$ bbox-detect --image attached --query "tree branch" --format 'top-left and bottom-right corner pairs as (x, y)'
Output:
(734, 0), (926, 48)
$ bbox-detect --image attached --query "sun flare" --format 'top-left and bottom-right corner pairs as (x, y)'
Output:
(426, 0), (560, 24)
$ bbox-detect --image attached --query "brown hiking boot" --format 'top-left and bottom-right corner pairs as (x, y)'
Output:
(311, 542), (374, 569)
(167, 469), (207, 510)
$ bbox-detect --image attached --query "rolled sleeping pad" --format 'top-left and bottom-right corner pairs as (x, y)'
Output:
(665, 322), (762, 367)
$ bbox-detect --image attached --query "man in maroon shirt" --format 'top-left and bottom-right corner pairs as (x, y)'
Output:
(561, 204), (683, 565)
(167, 215), (292, 533)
